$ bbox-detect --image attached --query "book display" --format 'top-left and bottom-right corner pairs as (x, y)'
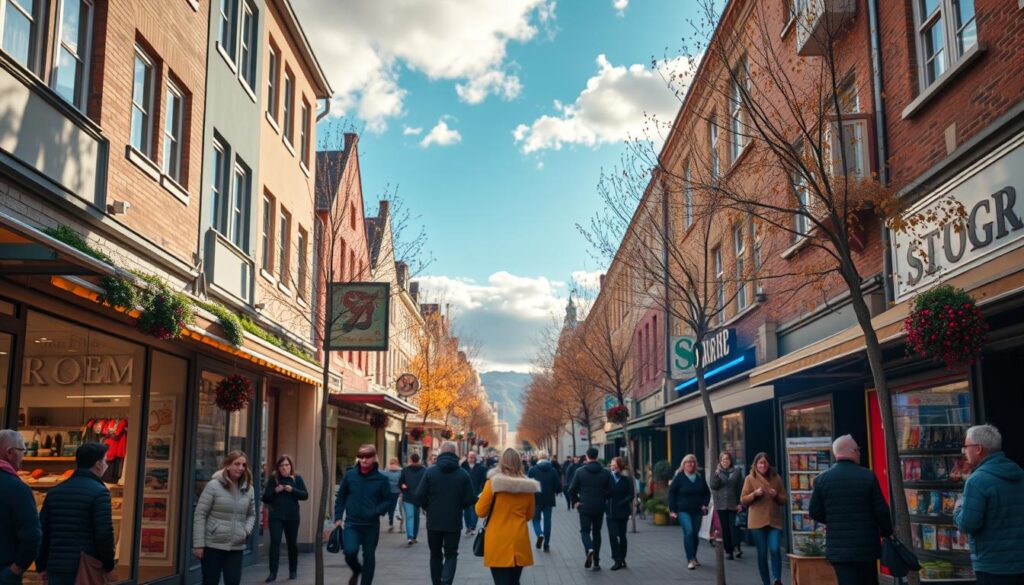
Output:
(783, 399), (833, 552)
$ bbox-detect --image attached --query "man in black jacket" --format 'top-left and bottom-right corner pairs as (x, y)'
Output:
(332, 445), (393, 585)
(416, 442), (475, 585)
(563, 456), (579, 509)
(38, 442), (116, 585)
(0, 429), (40, 585)
(569, 447), (612, 571)
(527, 450), (562, 552)
(460, 451), (487, 536)
(809, 435), (893, 585)
(398, 453), (426, 545)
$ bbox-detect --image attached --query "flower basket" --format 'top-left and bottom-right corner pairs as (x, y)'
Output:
(467, 431), (475, 439)
(479, 440), (489, 449)
(369, 412), (389, 429)
(904, 285), (988, 369)
(440, 428), (454, 439)
(137, 288), (193, 340)
(214, 374), (254, 412)
(409, 427), (425, 442)
(607, 404), (630, 424)
(455, 432), (464, 440)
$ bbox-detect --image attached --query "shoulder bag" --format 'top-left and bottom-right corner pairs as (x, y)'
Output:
(326, 525), (343, 554)
(881, 535), (920, 579)
(75, 551), (109, 585)
(473, 492), (498, 557)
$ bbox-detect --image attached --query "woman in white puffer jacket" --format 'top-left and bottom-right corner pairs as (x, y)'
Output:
(193, 450), (256, 585)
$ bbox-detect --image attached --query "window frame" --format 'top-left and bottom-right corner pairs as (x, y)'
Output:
(684, 162), (694, 230)
(282, 69), (294, 144)
(729, 58), (749, 164)
(278, 207), (291, 286)
(162, 80), (185, 183)
(218, 0), (238, 62)
(750, 219), (764, 296)
(300, 98), (311, 167)
(210, 138), (229, 233)
(713, 245), (725, 324)
(911, 0), (977, 90)
(260, 192), (275, 273)
(1, 0), (42, 72)
(50, 0), (94, 109)
(266, 42), (279, 121)
(709, 116), (720, 179)
(793, 172), (810, 240)
(238, 0), (257, 90)
(297, 226), (309, 300)
(229, 158), (251, 250)
(130, 45), (156, 158)
(733, 223), (747, 311)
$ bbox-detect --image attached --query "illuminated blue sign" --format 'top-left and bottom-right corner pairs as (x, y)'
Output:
(674, 345), (755, 393)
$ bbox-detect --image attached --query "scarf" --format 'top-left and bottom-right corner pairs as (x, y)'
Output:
(0, 459), (17, 476)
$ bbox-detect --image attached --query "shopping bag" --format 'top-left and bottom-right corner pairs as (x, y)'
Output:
(326, 525), (343, 554)
(881, 536), (921, 578)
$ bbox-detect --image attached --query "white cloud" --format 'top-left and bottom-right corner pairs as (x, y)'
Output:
(613, 0), (629, 16)
(292, 0), (555, 132)
(571, 269), (603, 291)
(420, 118), (463, 148)
(402, 126), (423, 136)
(513, 54), (693, 154)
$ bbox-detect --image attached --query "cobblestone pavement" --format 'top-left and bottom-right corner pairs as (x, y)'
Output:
(243, 504), (783, 585)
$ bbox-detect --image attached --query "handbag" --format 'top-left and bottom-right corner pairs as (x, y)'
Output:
(473, 493), (498, 558)
(326, 525), (343, 554)
(75, 551), (108, 585)
(735, 508), (748, 528)
(881, 535), (921, 578)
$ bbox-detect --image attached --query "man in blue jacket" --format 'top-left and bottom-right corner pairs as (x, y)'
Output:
(459, 451), (487, 535)
(332, 445), (392, 585)
(527, 450), (562, 553)
(954, 425), (1024, 584)
(0, 430), (40, 584)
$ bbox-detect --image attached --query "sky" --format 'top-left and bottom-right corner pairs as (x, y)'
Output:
(295, 0), (700, 372)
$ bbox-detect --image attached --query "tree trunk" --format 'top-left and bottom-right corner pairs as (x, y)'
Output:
(315, 348), (332, 585)
(570, 419), (577, 456)
(696, 363), (726, 585)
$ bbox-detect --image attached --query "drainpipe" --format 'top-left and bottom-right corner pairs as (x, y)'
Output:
(868, 0), (895, 305)
(316, 97), (332, 122)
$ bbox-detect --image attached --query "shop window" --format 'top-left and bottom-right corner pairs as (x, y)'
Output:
(718, 411), (745, 469)
(0, 332), (11, 424)
(20, 311), (145, 583)
(783, 399), (833, 552)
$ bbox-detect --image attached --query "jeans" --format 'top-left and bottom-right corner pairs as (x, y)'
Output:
(751, 526), (782, 585)
(464, 503), (478, 531)
(42, 573), (73, 585)
(975, 573), (1024, 585)
(201, 548), (243, 585)
(403, 501), (421, 540)
(532, 505), (553, 546)
(717, 509), (739, 554)
(342, 523), (380, 584)
(607, 517), (628, 563)
(831, 561), (878, 585)
(678, 510), (703, 561)
(578, 511), (604, 562)
(386, 493), (400, 526)
(268, 514), (300, 575)
(490, 567), (524, 585)
(427, 530), (461, 585)
(564, 491), (573, 510)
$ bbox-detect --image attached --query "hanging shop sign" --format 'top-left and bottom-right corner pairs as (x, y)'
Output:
(671, 328), (736, 379)
(396, 373), (420, 398)
(892, 131), (1024, 301)
(327, 282), (390, 351)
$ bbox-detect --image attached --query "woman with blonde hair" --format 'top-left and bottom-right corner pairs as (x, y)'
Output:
(668, 454), (711, 570)
(475, 449), (540, 585)
(382, 457), (403, 532)
(741, 452), (788, 585)
(193, 450), (257, 585)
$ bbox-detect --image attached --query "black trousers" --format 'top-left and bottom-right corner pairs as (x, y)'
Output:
(201, 548), (243, 585)
(717, 509), (739, 553)
(607, 517), (628, 563)
(578, 511), (604, 562)
(831, 561), (878, 585)
(342, 524), (380, 584)
(490, 567), (524, 585)
(976, 573), (1024, 585)
(268, 514), (300, 574)
(427, 530), (461, 585)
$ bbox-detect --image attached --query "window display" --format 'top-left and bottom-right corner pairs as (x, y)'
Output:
(783, 399), (833, 552)
(893, 380), (974, 581)
(719, 411), (745, 469)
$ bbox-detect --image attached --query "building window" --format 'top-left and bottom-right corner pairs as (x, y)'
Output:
(230, 160), (251, 249)
(709, 117), (720, 179)
(52, 0), (92, 107)
(130, 47), (155, 157)
(162, 81), (184, 182)
(218, 0), (238, 61)
(261, 193), (275, 272)
(713, 245), (724, 324)
(793, 173), (810, 239)
(684, 162), (693, 229)
(282, 69), (294, 143)
(1, 0), (37, 69)
(729, 59), (748, 163)
(266, 44), (279, 120)
(751, 220), (763, 295)
(211, 139), (228, 231)
(239, 1), (256, 89)
(297, 226), (309, 299)
(300, 99), (311, 166)
(915, 0), (976, 88)
(733, 223), (747, 311)
(278, 207), (291, 285)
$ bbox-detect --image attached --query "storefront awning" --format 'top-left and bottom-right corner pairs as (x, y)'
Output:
(329, 391), (419, 414)
(0, 211), (117, 276)
(665, 377), (774, 426)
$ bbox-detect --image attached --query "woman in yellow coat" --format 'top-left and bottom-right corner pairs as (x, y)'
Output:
(475, 448), (541, 585)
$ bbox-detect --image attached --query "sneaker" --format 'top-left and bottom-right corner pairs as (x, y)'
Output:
(543, 546), (550, 553)
(536, 535), (544, 549)
(687, 560), (696, 570)
(610, 562), (623, 571)
(387, 525), (394, 532)
(407, 539), (414, 546)
(585, 550), (594, 569)
(592, 563), (601, 571)
(694, 559), (701, 567)
(288, 571), (297, 580)
(736, 547), (743, 558)
(265, 574), (277, 583)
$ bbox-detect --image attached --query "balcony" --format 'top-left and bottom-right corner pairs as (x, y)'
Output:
(795, 0), (857, 57)
(204, 228), (254, 304)
(0, 54), (107, 209)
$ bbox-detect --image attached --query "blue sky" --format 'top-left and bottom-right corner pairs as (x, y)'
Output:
(297, 0), (699, 371)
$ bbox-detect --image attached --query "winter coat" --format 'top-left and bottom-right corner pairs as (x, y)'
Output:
(809, 460), (892, 563)
(568, 461), (612, 515)
(668, 472), (711, 515)
(192, 470), (256, 551)
(37, 469), (114, 573)
(261, 474), (309, 521)
(382, 468), (402, 494)
(461, 460), (489, 496)
(740, 472), (787, 530)
(399, 464), (426, 506)
(953, 452), (1024, 575)
(527, 460), (562, 508)
(333, 463), (392, 526)
(709, 465), (744, 511)
(607, 471), (636, 520)
(475, 470), (540, 568)
(0, 465), (40, 573)
(416, 452), (475, 533)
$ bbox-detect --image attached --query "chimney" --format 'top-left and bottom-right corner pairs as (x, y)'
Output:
(410, 281), (420, 303)
(396, 261), (409, 290)
(599, 274), (606, 289)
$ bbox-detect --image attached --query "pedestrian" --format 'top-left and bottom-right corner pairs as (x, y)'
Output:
(382, 458), (403, 532)
(476, 448), (541, 585)
(527, 449), (561, 553)
(709, 451), (745, 560)
(261, 454), (309, 582)
(461, 451), (488, 536)
(563, 456), (580, 510)
(953, 424), (1024, 584)
(607, 456), (636, 571)
(568, 447), (612, 571)
(741, 452), (788, 585)
(808, 435), (892, 585)
(399, 452), (426, 545)
(331, 444), (392, 585)
(668, 454), (710, 570)
(0, 429), (41, 585)
(416, 441), (475, 585)
(192, 450), (257, 585)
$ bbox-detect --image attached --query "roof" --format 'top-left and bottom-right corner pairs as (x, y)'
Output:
(272, 0), (333, 98)
(364, 201), (390, 268)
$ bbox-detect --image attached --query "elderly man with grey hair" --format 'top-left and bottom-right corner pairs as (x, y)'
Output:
(416, 441), (474, 585)
(809, 434), (892, 585)
(0, 429), (41, 584)
(954, 424), (1024, 584)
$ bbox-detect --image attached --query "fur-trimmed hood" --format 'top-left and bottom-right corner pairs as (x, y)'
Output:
(487, 469), (540, 494)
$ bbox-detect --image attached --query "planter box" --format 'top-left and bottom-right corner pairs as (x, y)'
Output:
(653, 512), (668, 526)
(787, 554), (837, 585)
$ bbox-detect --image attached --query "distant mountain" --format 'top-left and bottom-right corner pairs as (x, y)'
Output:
(480, 371), (531, 431)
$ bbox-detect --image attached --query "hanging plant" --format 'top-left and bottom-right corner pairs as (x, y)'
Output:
(98, 275), (138, 311)
(455, 431), (464, 440)
(607, 404), (630, 424)
(479, 440), (489, 449)
(409, 426), (425, 442)
(440, 428), (454, 440)
(214, 374), (254, 412)
(467, 431), (475, 439)
(137, 284), (194, 340)
(469, 437), (477, 446)
(904, 285), (988, 370)
(368, 412), (389, 429)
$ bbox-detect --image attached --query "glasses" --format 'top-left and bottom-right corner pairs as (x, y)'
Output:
(962, 443), (981, 452)
(11, 447), (26, 453)
(357, 453), (374, 459)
